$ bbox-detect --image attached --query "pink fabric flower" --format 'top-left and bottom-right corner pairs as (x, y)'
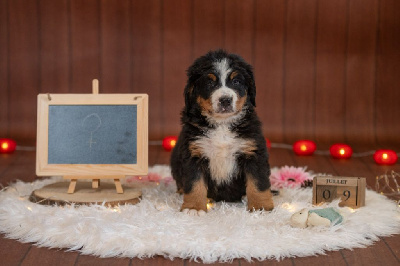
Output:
(147, 173), (161, 182)
(270, 166), (313, 189)
(126, 173), (174, 185)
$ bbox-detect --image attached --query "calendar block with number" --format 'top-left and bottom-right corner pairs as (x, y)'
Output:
(312, 176), (366, 208)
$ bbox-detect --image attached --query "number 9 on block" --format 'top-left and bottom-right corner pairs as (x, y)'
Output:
(312, 176), (366, 208)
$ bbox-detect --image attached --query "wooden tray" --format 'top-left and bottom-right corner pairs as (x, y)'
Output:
(30, 182), (142, 207)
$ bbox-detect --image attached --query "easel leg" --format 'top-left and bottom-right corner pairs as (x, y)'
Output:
(92, 179), (100, 189)
(68, 179), (77, 194)
(114, 179), (123, 194)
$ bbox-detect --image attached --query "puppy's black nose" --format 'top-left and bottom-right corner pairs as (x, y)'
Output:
(219, 97), (232, 108)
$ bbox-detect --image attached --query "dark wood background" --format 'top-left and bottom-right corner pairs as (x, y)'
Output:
(1, 0), (399, 145)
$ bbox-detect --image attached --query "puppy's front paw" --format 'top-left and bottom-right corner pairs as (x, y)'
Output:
(180, 179), (208, 215)
(247, 186), (274, 212)
(247, 199), (274, 212)
(182, 208), (207, 216)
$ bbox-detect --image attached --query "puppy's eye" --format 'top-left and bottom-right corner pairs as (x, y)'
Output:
(207, 74), (217, 83)
(207, 79), (215, 86)
(232, 78), (241, 85)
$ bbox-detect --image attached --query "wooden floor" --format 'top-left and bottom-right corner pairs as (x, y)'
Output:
(0, 144), (399, 266)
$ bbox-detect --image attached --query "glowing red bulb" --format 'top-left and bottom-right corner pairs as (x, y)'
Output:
(373, 150), (397, 165)
(330, 143), (352, 159)
(265, 138), (271, 149)
(293, 140), (316, 156)
(0, 138), (17, 154)
(162, 136), (178, 151)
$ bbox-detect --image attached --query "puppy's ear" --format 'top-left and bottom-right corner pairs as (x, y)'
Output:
(246, 67), (256, 107)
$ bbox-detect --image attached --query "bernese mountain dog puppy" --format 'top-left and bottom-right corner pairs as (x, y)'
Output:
(171, 50), (274, 215)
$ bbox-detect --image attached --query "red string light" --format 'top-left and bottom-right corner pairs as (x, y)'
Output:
(0, 138), (17, 154)
(159, 136), (398, 166)
(162, 136), (178, 151)
(293, 140), (317, 156)
(1, 134), (398, 167)
(330, 144), (353, 159)
(265, 139), (271, 149)
(373, 150), (398, 165)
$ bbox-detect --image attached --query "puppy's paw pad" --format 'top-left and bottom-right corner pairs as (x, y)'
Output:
(182, 208), (206, 216)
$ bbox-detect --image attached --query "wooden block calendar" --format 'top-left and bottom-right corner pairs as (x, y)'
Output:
(312, 176), (366, 208)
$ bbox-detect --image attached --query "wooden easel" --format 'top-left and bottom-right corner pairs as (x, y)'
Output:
(64, 80), (124, 194)
(36, 78), (148, 204)
(66, 176), (124, 194)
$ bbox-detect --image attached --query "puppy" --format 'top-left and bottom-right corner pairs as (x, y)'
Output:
(171, 50), (274, 215)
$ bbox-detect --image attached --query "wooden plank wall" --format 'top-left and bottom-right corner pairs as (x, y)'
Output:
(0, 0), (399, 145)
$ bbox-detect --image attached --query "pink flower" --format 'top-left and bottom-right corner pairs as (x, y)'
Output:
(270, 166), (313, 189)
(126, 173), (174, 185)
(162, 176), (174, 184)
(147, 173), (161, 182)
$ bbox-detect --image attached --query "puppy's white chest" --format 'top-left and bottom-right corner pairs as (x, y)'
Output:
(193, 125), (243, 184)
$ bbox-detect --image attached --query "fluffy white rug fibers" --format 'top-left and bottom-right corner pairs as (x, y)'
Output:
(0, 165), (399, 263)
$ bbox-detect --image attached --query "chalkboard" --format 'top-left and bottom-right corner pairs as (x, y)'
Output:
(48, 105), (137, 164)
(36, 93), (148, 177)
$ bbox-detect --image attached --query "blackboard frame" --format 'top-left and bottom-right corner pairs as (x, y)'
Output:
(36, 93), (148, 177)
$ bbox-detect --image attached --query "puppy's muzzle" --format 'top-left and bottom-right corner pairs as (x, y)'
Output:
(217, 96), (233, 113)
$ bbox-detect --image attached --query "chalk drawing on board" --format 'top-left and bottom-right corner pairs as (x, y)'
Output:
(81, 113), (102, 149)
(47, 105), (138, 165)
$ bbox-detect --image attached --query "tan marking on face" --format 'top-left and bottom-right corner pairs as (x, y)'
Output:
(207, 73), (217, 81)
(181, 178), (208, 212)
(246, 175), (274, 211)
(230, 71), (238, 80)
(197, 96), (213, 114)
(235, 95), (247, 113)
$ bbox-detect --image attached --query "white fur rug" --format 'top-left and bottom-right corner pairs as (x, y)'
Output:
(0, 165), (399, 263)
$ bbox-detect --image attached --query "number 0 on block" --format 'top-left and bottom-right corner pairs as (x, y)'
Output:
(312, 176), (366, 208)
